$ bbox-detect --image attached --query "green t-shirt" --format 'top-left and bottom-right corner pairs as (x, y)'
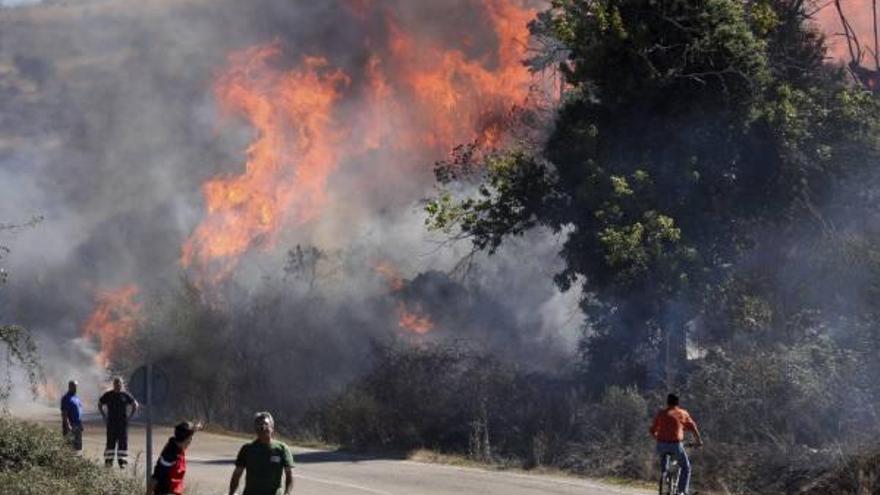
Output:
(235, 440), (295, 495)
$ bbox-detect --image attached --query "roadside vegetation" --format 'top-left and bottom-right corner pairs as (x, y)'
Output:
(304, 340), (880, 493)
(0, 417), (140, 495)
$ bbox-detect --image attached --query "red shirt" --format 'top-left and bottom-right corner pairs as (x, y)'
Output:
(650, 406), (697, 443)
(153, 439), (186, 495)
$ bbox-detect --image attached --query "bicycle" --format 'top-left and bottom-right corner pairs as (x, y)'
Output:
(658, 442), (699, 495)
(658, 451), (680, 495)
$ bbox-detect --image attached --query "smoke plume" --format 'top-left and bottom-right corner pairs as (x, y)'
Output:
(0, 0), (580, 407)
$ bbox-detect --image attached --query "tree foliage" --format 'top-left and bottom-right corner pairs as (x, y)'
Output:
(428, 0), (880, 390)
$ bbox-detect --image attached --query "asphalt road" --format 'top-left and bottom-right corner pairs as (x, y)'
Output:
(18, 404), (650, 495)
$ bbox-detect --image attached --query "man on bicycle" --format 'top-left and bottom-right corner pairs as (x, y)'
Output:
(650, 393), (703, 495)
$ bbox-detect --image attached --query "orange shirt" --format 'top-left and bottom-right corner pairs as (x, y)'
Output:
(650, 406), (697, 443)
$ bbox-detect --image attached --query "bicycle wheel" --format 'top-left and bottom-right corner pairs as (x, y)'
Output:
(668, 465), (681, 495)
(658, 455), (671, 495)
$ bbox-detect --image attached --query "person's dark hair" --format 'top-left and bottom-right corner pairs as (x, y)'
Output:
(174, 422), (196, 442)
(667, 393), (679, 406)
(254, 411), (275, 429)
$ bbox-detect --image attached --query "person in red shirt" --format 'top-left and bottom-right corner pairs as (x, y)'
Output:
(650, 394), (703, 495)
(148, 422), (198, 495)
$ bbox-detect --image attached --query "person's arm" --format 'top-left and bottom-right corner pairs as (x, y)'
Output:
(690, 424), (703, 446)
(685, 414), (703, 446)
(152, 446), (175, 492)
(60, 400), (71, 433)
(284, 466), (294, 495)
(128, 395), (139, 420)
(283, 444), (295, 494)
(98, 395), (107, 422)
(229, 445), (248, 495)
(228, 466), (244, 495)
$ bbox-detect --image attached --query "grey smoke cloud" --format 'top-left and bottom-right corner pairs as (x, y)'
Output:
(0, 0), (43, 6)
(0, 0), (576, 405)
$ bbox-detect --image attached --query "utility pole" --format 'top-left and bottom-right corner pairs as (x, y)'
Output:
(145, 361), (153, 488)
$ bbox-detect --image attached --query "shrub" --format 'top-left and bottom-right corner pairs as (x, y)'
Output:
(0, 416), (140, 495)
(559, 386), (653, 479)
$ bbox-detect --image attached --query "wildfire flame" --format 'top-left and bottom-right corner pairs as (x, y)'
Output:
(82, 285), (142, 368)
(373, 260), (404, 292)
(182, 0), (537, 284)
(397, 301), (434, 334)
(385, 0), (535, 149)
(373, 260), (436, 334)
(181, 45), (349, 283)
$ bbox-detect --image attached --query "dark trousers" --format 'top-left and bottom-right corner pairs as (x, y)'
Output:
(104, 422), (129, 467)
(62, 423), (83, 452)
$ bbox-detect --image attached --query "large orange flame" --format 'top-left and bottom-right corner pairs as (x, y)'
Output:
(182, 0), (537, 284)
(181, 44), (350, 283)
(82, 285), (142, 368)
(385, 0), (535, 149)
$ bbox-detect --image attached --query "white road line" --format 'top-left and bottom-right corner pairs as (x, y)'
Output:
(294, 473), (396, 495)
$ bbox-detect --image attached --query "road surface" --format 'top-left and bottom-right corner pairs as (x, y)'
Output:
(17, 404), (650, 495)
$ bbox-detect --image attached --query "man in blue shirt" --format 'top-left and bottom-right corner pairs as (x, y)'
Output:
(60, 380), (84, 452)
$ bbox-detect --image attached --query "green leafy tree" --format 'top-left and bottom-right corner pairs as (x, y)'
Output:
(428, 0), (880, 391)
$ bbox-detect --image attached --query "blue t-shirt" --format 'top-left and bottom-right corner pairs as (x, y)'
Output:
(60, 392), (83, 426)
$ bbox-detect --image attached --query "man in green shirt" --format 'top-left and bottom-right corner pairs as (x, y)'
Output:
(229, 412), (294, 495)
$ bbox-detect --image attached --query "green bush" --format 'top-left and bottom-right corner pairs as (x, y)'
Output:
(0, 417), (141, 495)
